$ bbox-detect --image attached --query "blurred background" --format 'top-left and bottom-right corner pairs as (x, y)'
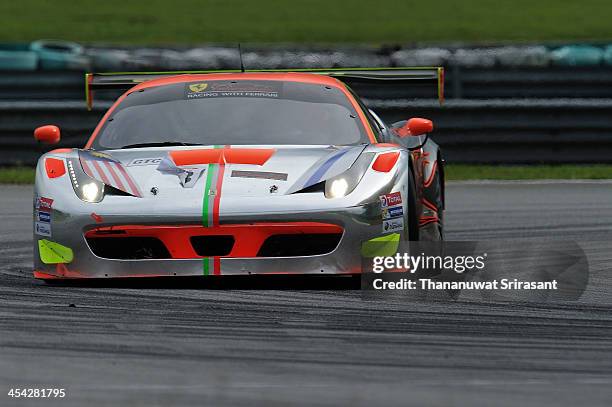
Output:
(2, 0), (612, 175)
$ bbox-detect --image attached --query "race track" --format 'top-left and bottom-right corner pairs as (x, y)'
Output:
(1, 182), (612, 407)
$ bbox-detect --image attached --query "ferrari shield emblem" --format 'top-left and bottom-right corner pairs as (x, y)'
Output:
(178, 168), (205, 188)
(188, 83), (208, 92)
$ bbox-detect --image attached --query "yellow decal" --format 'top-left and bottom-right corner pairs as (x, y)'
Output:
(90, 151), (112, 159)
(360, 233), (400, 258)
(38, 239), (74, 264)
(189, 83), (208, 93)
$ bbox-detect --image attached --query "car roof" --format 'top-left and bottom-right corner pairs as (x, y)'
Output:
(130, 72), (348, 91)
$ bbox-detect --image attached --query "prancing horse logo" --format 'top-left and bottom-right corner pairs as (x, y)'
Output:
(189, 83), (208, 93)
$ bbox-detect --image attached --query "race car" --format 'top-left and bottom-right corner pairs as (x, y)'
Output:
(32, 67), (445, 279)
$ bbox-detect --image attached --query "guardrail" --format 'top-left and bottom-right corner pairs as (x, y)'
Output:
(3, 99), (612, 165)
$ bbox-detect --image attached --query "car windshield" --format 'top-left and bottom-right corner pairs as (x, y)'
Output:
(92, 79), (369, 150)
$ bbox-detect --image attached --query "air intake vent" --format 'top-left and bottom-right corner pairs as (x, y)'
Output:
(190, 235), (235, 257)
(257, 234), (342, 257)
(87, 237), (171, 259)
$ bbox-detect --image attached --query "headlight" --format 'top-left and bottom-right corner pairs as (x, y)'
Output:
(328, 178), (349, 198)
(81, 182), (104, 203)
(67, 159), (105, 203)
(324, 153), (374, 199)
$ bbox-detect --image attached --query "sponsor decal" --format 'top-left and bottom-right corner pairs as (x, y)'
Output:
(380, 192), (404, 233)
(37, 211), (51, 223)
(35, 197), (53, 211)
(185, 81), (280, 100)
(35, 222), (52, 237)
(382, 205), (404, 220)
(34, 196), (53, 236)
(127, 157), (163, 167)
(188, 83), (208, 93)
(380, 192), (402, 208)
(383, 217), (404, 234)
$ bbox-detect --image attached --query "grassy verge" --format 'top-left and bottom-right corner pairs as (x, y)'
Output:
(0, 167), (35, 184)
(2, 165), (612, 185)
(2, 1), (612, 44)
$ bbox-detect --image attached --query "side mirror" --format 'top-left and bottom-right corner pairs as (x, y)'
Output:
(34, 125), (61, 144)
(393, 118), (434, 138)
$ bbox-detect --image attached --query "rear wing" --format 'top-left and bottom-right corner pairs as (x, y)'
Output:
(85, 67), (444, 110)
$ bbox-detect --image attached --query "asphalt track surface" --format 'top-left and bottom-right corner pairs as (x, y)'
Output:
(1, 182), (612, 407)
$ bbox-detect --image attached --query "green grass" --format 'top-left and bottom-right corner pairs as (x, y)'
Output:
(2, 165), (612, 184)
(0, 167), (35, 184)
(3, 1), (612, 44)
(446, 165), (612, 180)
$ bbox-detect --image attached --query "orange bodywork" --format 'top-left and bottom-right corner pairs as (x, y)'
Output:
(423, 160), (438, 187)
(49, 148), (73, 154)
(34, 264), (86, 279)
(372, 151), (400, 172)
(84, 72), (377, 148)
(44, 157), (66, 178)
(170, 148), (275, 166)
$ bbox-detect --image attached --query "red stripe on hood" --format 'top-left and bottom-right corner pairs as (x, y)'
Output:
(170, 148), (275, 166)
(223, 148), (274, 165)
(171, 149), (223, 166)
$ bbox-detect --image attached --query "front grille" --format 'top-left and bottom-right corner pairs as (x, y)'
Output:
(257, 233), (342, 257)
(87, 237), (171, 259)
(85, 223), (343, 260)
(190, 235), (235, 256)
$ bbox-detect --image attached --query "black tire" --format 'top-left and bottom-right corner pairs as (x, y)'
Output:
(419, 158), (444, 241)
(434, 159), (445, 240)
(427, 160), (444, 241)
(407, 167), (419, 241)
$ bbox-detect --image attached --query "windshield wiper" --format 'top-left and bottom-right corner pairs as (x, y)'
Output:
(120, 142), (202, 149)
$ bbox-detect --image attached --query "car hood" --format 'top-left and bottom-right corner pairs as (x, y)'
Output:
(81, 145), (367, 198)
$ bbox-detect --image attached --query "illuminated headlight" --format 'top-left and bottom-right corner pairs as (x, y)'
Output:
(81, 182), (104, 203)
(328, 178), (349, 198)
(324, 153), (374, 199)
(67, 159), (105, 203)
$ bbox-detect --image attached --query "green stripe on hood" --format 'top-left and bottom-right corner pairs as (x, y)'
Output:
(202, 145), (222, 275)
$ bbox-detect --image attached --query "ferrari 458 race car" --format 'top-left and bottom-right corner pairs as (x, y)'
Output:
(32, 67), (445, 280)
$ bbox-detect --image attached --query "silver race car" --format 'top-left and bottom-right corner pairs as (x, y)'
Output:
(32, 68), (445, 280)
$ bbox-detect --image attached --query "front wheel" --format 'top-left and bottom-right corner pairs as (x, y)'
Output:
(406, 167), (419, 241)
(420, 159), (444, 241)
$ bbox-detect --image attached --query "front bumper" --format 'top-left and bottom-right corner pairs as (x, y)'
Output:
(33, 150), (409, 279)
(34, 200), (390, 279)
